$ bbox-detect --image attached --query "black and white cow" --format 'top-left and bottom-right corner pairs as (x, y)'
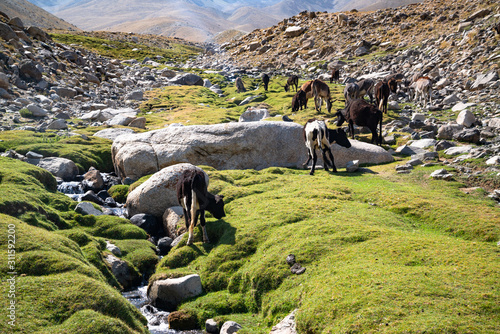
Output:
(176, 169), (225, 245)
(303, 119), (351, 175)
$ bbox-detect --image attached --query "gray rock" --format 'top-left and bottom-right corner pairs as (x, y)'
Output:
(437, 124), (464, 140)
(0, 22), (19, 42)
(239, 95), (259, 106)
(170, 73), (203, 86)
(409, 139), (437, 149)
(148, 274), (203, 311)
(269, 309), (297, 334)
(106, 241), (122, 256)
(285, 26), (305, 38)
(487, 118), (500, 129)
(206, 319), (219, 334)
(125, 90), (143, 100)
(104, 254), (140, 290)
(47, 119), (68, 130)
(220, 321), (243, 334)
(442, 94), (460, 105)
(27, 103), (48, 117)
(486, 156), (500, 165)
(453, 128), (480, 143)
(471, 71), (498, 90)
(162, 206), (185, 239)
(130, 213), (163, 236)
(346, 160), (359, 172)
(106, 115), (136, 126)
(53, 86), (77, 98)
(395, 145), (428, 156)
(126, 164), (206, 217)
(430, 169), (453, 181)
(0, 72), (9, 89)
(37, 157), (79, 181)
(93, 128), (136, 141)
(444, 145), (473, 156)
(128, 117), (146, 129)
(75, 202), (104, 216)
(112, 122), (308, 180)
(452, 102), (476, 112)
(239, 108), (269, 122)
(456, 109), (476, 127)
(19, 60), (42, 82)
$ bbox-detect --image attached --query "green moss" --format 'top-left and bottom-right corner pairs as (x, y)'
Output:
(149, 166), (500, 333)
(108, 185), (130, 203)
(84, 216), (147, 240)
(50, 32), (200, 63)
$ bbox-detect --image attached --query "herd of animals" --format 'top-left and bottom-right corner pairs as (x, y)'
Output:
(179, 69), (436, 244)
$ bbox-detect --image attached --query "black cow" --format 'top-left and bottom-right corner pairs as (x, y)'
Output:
(303, 119), (351, 175)
(176, 169), (225, 245)
(292, 89), (307, 112)
(262, 73), (270, 91)
(335, 99), (383, 145)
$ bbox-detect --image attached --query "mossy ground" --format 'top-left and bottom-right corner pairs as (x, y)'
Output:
(0, 159), (156, 333)
(152, 165), (499, 333)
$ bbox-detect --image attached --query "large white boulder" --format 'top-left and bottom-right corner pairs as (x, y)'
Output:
(112, 122), (394, 181)
(327, 140), (394, 168)
(126, 163), (206, 217)
(37, 157), (79, 181)
(112, 122), (307, 180)
(148, 274), (203, 311)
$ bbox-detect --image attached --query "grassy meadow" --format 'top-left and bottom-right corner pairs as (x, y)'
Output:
(0, 33), (499, 333)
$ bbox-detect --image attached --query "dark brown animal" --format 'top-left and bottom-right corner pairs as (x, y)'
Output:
(292, 89), (307, 112)
(335, 99), (383, 145)
(177, 169), (225, 245)
(235, 77), (246, 93)
(303, 119), (351, 175)
(299, 80), (314, 108)
(311, 79), (332, 113)
(374, 81), (390, 114)
(262, 73), (270, 91)
(330, 68), (340, 83)
(284, 75), (299, 92)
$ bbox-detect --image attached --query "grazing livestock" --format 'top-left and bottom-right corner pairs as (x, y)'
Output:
(344, 82), (359, 102)
(284, 75), (299, 92)
(374, 81), (390, 114)
(330, 68), (340, 83)
(303, 119), (351, 175)
(335, 99), (383, 145)
(299, 80), (314, 108)
(176, 169), (225, 245)
(262, 73), (270, 91)
(356, 78), (375, 103)
(312, 79), (333, 113)
(235, 77), (246, 93)
(292, 89), (307, 112)
(411, 77), (433, 106)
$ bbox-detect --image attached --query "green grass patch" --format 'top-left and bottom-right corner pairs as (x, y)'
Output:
(50, 33), (200, 63)
(150, 166), (499, 333)
(0, 131), (113, 173)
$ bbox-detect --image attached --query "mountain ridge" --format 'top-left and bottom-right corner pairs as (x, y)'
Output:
(23, 0), (424, 42)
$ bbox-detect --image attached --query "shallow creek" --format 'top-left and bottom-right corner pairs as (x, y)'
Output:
(57, 180), (203, 333)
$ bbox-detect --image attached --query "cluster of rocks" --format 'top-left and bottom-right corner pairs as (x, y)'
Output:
(0, 14), (209, 133)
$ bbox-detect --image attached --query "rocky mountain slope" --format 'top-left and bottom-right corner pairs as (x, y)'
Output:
(0, 0), (79, 31)
(27, 0), (423, 42)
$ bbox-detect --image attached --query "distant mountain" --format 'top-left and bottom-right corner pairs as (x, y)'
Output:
(0, 0), (80, 30)
(25, 0), (422, 42)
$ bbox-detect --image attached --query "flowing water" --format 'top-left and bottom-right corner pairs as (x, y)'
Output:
(58, 179), (203, 333)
